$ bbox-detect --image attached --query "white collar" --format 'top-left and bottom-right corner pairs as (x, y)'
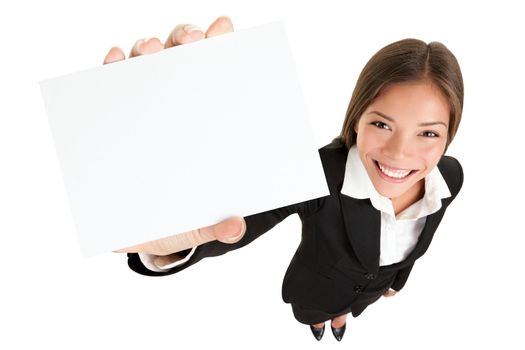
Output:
(340, 145), (452, 221)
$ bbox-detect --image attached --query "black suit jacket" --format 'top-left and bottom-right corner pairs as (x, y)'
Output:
(127, 136), (464, 318)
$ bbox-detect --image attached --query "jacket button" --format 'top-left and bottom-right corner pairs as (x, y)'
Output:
(364, 273), (376, 280)
(353, 285), (363, 294)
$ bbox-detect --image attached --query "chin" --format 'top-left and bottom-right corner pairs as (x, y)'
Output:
(375, 185), (410, 199)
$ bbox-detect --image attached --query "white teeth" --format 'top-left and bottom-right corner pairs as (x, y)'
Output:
(377, 162), (412, 179)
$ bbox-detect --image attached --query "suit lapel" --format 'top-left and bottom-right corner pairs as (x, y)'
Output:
(402, 207), (442, 262)
(338, 193), (445, 271)
(338, 193), (381, 273)
(323, 137), (454, 272)
(329, 140), (383, 273)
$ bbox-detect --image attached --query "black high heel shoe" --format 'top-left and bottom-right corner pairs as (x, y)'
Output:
(330, 322), (346, 341)
(309, 324), (325, 341)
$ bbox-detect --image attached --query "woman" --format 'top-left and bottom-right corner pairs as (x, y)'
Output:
(112, 16), (464, 341)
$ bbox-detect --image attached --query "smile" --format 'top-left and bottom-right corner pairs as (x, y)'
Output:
(373, 160), (418, 182)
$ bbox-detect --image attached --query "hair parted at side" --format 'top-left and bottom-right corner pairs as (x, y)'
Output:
(338, 38), (464, 154)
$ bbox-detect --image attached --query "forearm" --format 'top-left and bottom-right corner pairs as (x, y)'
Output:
(126, 199), (313, 275)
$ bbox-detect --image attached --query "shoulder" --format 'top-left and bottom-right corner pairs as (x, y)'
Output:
(437, 155), (464, 198)
(317, 136), (348, 195)
(295, 137), (347, 218)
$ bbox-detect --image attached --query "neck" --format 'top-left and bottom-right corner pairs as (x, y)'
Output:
(391, 179), (425, 216)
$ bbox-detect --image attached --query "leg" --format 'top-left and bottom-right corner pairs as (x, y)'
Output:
(312, 321), (325, 329)
(331, 313), (347, 328)
(330, 313), (348, 341)
(290, 303), (330, 340)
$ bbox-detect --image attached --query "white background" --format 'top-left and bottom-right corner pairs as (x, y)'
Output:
(1, 0), (523, 349)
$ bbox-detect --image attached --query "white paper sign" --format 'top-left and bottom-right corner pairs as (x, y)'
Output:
(40, 20), (329, 257)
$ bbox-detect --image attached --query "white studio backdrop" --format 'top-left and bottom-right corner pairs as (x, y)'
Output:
(0, 0), (523, 349)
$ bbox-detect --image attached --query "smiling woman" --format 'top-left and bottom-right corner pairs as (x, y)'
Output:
(113, 23), (465, 342)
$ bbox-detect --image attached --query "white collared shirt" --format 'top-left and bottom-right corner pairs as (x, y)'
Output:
(140, 144), (452, 271)
(341, 144), (452, 265)
(138, 248), (196, 272)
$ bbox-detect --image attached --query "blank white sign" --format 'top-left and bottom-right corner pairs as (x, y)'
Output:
(39, 20), (329, 257)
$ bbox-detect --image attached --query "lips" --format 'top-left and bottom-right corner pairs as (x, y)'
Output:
(374, 160), (417, 180)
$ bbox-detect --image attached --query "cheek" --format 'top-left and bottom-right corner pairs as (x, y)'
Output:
(420, 141), (446, 166)
(357, 128), (385, 150)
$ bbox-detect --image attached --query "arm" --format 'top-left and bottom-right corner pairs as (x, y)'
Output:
(390, 263), (414, 292)
(126, 197), (321, 276)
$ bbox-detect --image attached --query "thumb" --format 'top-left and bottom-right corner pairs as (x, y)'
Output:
(112, 216), (247, 255)
(203, 216), (246, 244)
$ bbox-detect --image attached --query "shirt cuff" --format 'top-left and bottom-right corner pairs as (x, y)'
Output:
(138, 247), (197, 272)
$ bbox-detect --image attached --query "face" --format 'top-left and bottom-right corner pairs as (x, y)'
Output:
(354, 81), (450, 201)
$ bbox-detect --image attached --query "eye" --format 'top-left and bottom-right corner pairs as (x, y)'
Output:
(371, 121), (391, 130)
(420, 131), (440, 138)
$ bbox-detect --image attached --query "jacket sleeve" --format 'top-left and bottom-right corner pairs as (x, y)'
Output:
(125, 196), (326, 277)
(390, 263), (414, 292)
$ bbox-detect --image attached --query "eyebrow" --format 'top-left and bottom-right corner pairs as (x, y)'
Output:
(368, 111), (448, 128)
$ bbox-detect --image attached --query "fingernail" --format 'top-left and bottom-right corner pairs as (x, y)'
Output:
(136, 38), (147, 53)
(226, 233), (242, 242)
(226, 218), (245, 242)
(183, 24), (202, 33)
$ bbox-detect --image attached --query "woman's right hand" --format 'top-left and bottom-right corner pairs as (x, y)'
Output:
(113, 215), (246, 255)
(107, 16), (246, 257)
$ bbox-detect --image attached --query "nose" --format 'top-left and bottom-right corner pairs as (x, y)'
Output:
(383, 132), (412, 161)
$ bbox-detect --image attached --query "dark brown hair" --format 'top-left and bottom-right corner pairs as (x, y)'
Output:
(338, 38), (464, 154)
